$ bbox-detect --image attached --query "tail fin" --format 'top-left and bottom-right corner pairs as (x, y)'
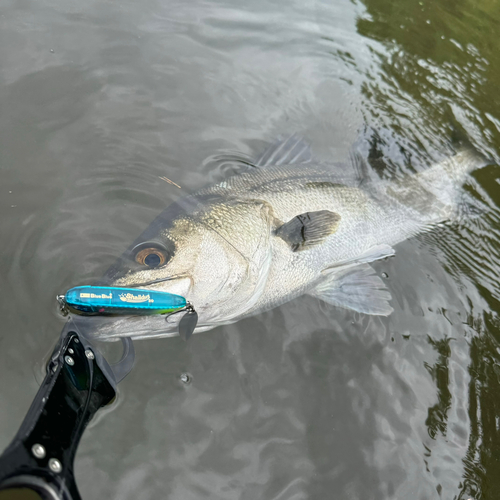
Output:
(417, 148), (488, 189)
(382, 148), (489, 227)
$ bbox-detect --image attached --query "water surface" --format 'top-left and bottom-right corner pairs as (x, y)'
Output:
(1, 0), (500, 498)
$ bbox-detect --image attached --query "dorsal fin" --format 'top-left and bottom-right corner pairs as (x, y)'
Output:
(348, 125), (385, 186)
(255, 134), (313, 167)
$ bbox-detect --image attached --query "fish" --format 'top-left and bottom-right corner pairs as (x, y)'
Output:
(78, 134), (486, 341)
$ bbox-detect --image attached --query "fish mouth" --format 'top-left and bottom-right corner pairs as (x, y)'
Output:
(73, 312), (182, 341)
(76, 273), (195, 341)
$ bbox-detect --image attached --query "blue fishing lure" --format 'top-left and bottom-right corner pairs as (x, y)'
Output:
(60, 286), (187, 315)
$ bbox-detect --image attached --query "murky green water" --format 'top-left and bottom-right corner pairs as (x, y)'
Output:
(1, 0), (500, 498)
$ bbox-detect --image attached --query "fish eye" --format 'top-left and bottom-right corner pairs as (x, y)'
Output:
(145, 253), (161, 267)
(135, 247), (167, 268)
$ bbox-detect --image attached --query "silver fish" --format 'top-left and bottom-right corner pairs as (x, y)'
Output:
(80, 135), (485, 340)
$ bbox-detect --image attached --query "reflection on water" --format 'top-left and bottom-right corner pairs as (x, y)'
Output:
(425, 336), (452, 440)
(356, 1), (500, 498)
(357, 0), (500, 164)
(461, 315), (500, 500)
(1, 0), (500, 498)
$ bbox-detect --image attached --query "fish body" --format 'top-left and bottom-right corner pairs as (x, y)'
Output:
(85, 137), (485, 340)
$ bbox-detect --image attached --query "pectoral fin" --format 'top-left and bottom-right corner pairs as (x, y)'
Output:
(308, 263), (393, 316)
(276, 210), (341, 252)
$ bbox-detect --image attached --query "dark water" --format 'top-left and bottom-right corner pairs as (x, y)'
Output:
(1, 0), (500, 498)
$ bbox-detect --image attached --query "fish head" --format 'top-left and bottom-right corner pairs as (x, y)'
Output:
(98, 195), (274, 337)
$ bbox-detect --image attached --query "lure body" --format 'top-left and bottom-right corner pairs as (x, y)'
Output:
(62, 286), (187, 315)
